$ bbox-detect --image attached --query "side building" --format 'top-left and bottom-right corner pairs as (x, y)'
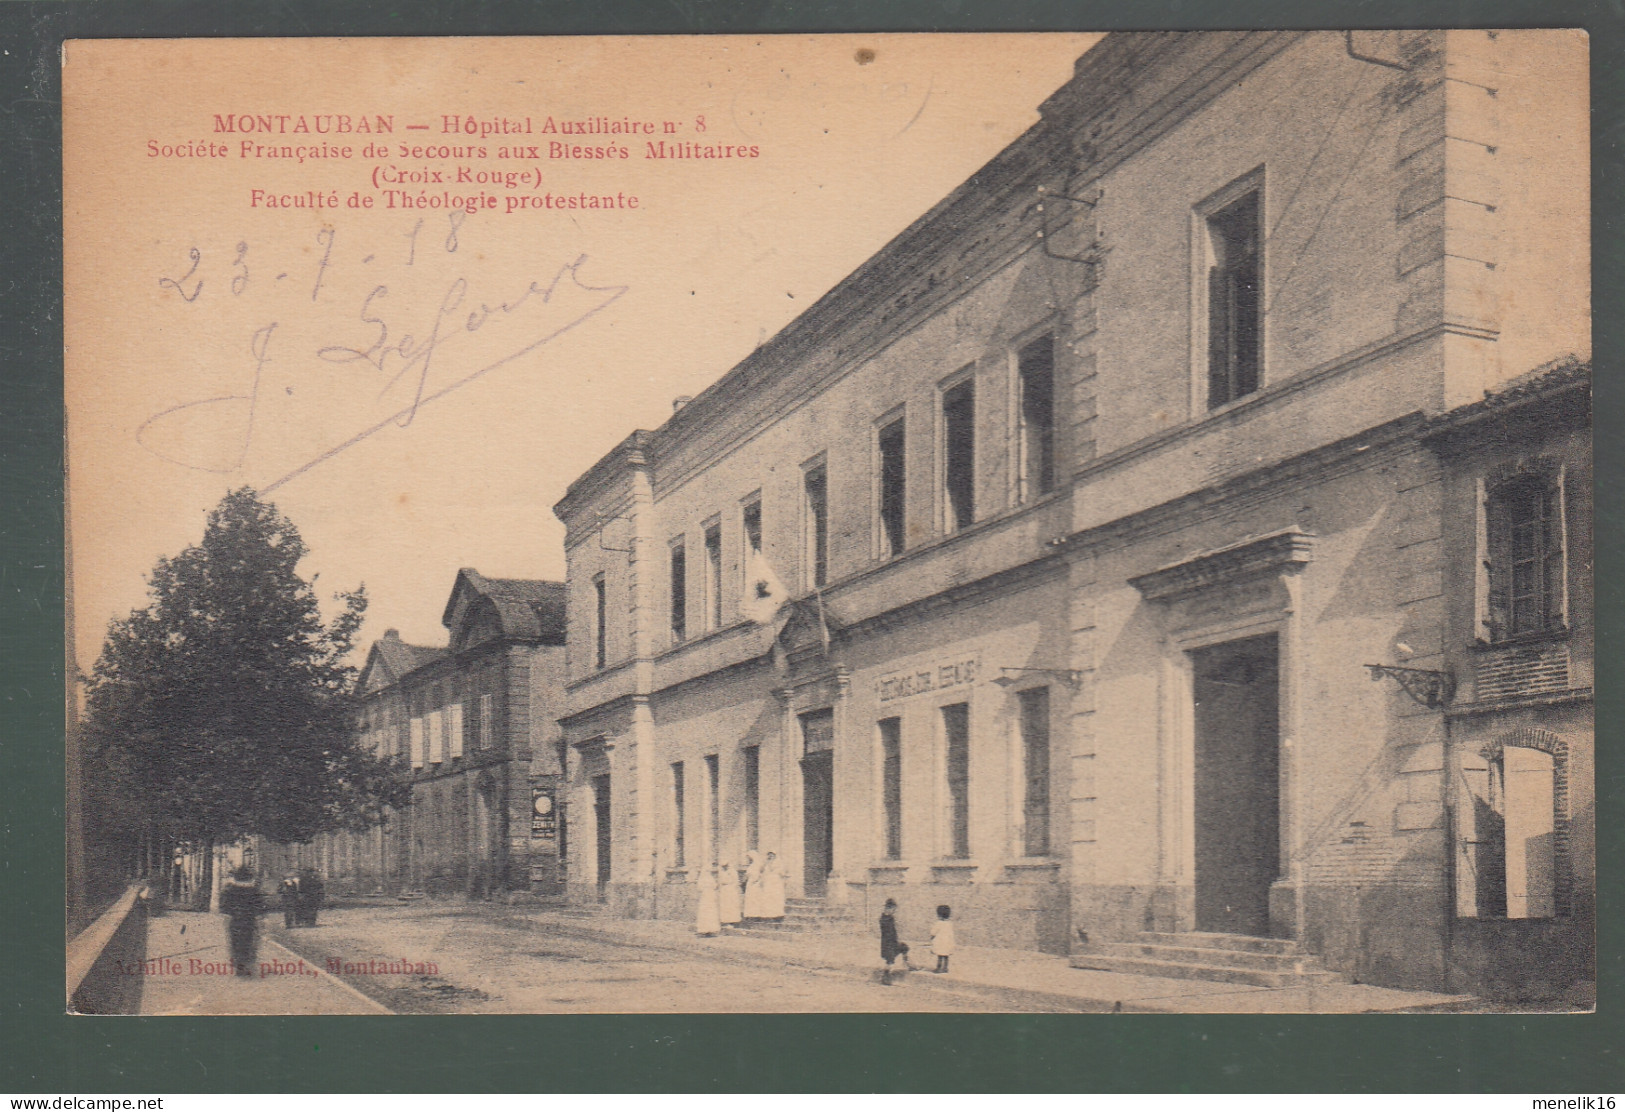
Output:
(1428, 361), (1593, 998)
(552, 30), (1590, 995)
(273, 570), (570, 898)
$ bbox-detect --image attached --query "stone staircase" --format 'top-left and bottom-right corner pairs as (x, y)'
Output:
(729, 895), (858, 936)
(1070, 931), (1348, 988)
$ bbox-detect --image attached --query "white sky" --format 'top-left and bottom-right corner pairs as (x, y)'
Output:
(65, 34), (1102, 667)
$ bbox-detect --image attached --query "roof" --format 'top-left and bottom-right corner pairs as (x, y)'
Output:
(442, 568), (567, 643)
(1425, 357), (1591, 441)
(361, 631), (447, 692)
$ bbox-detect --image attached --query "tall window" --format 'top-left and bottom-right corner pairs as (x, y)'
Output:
(878, 417), (906, 558)
(743, 496), (763, 559)
(1486, 473), (1566, 640)
(1018, 335), (1056, 499)
(943, 378), (976, 531)
(669, 539), (687, 643)
(804, 462), (829, 588)
(670, 761), (686, 867)
(1018, 687), (1052, 856)
(879, 717), (903, 859)
(742, 744), (760, 851)
(1205, 189), (1261, 409)
(427, 706), (445, 764)
(592, 573), (607, 670)
(704, 522), (723, 631)
(447, 699), (464, 759)
(705, 754), (720, 865)
(942, 703), (971, 858)
(478, 692), (493, 749)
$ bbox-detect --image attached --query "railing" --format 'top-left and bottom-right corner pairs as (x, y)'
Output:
(66, 881), (150, 1014)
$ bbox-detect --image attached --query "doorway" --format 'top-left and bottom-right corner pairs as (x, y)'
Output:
(592, 773), (612, 900)
(1190, 633), (1280, 936)
(802, 752), (834, 898)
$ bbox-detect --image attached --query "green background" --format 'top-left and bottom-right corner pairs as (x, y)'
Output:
(4, 0), (1618, 1093)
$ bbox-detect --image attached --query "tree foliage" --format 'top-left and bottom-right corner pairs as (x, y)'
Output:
(84, 488), (410, 850)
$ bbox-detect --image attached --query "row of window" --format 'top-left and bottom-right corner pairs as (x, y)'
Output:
(366, 692), (497, 769)
(661, 688), (1053, 866)
(649, 333), (1060, 653)
(874, 689), (1053, 861)
(584, 180), (1270, 667)
(668, 746), (761, 867)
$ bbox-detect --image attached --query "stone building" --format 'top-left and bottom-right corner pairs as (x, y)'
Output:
(552, 30), (1589, 994)
(276, 570), (569, 898)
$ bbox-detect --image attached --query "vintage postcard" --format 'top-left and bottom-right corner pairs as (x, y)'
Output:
(63, 31), (1593, 1016)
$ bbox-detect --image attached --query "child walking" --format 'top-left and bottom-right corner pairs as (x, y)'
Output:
(878, 898), (913, 985)
(930, 905), (955, 974)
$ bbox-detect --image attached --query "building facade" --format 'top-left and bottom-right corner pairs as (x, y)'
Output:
(274, 570), (570, 898)
(552, 30), (1590, 993)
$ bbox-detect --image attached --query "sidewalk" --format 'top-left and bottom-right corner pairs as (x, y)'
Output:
(138, 911), (391, 1014)
(515, 908), (1476, 1013)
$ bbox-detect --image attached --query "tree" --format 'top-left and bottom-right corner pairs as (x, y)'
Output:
(83, 488), (410, 899)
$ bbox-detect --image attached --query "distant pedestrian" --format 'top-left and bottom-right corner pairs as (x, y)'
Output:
(218, 866), (266, 977)
(930, 905), (956, 974)
(742, 850), (769, 919)
(695, 865), (722, 937)
(716, 861), (742, 926)
(297, 868), (325, 927)
(760, 850), (786, 920)
(278, 874), (300, 929)
(878, 898), (912, 985)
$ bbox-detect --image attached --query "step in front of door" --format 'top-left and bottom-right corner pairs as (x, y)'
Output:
(1070, 933), (1348, 989)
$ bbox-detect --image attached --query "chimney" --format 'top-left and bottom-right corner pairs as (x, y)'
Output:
(672, 395), (693, 413)
(383, 629), (401, 640)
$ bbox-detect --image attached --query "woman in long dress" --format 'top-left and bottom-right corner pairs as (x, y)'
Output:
(716, 861), (742, 926)
(694, 865), (722, 936)
(760, 850), (787, 920)
(742, 850), (768, 919)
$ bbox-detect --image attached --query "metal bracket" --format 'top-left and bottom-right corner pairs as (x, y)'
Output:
(1344, 30), (1410, 71)
(992, 666), (1083, 689)
(1035, 184), (1108, 267)
(1365, 663), (1456, 708)
(596, 512), (633, 553)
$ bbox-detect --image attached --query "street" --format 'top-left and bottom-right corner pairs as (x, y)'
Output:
(137, 911), (390, 1015)
(262, 902), (1010, 1013)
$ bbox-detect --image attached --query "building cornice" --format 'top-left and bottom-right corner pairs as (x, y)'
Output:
(1129, 528), (1314, 602)
(553, 429), (653, 527)
(559, 32), (1315, 518)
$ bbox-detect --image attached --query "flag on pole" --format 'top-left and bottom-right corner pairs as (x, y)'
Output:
(742, 548), (790, 625)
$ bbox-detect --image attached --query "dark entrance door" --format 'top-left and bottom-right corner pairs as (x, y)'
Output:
(1191, 634), (1280, 936)
(801, 752), (834, 898)
(592, 773), (612, 901)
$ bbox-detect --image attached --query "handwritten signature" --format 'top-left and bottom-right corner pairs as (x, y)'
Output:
(138, 219), (627, 491)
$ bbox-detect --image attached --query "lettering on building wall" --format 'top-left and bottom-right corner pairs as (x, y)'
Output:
(876, 656), (979, 704)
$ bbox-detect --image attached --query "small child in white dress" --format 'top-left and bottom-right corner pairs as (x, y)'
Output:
(930, 904), (955, 974)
